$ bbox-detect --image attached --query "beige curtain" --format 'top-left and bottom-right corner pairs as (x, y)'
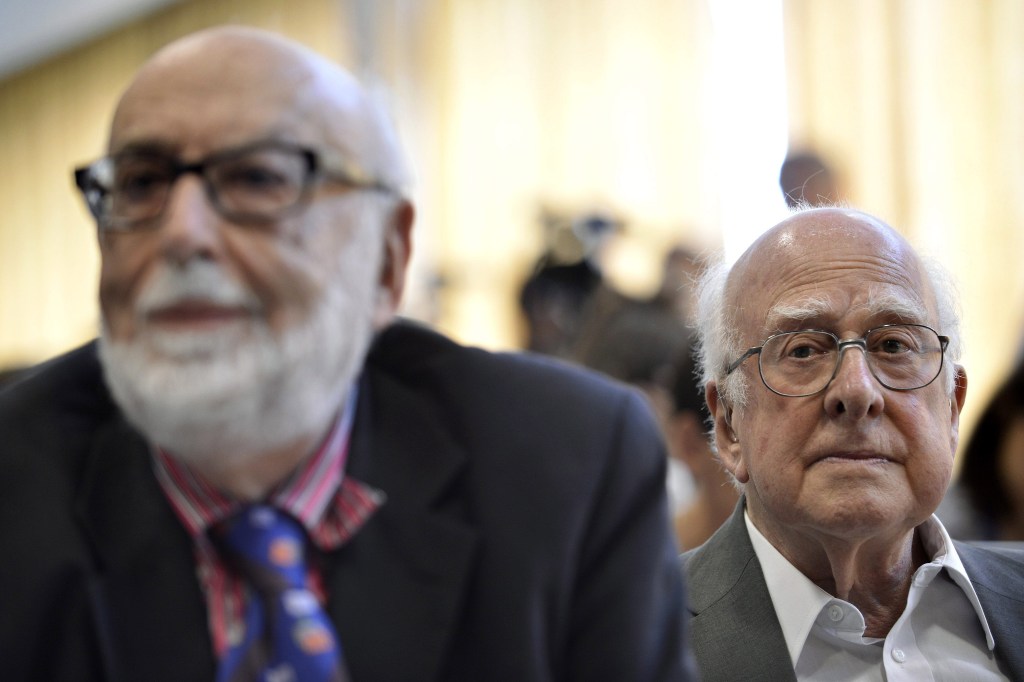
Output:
(371, 0), (719, 349)
(3, 0), (1022, 441)
(783, 0), (1024, 434)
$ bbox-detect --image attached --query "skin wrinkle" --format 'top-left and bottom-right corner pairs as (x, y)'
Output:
(705, 207), (968, 637)
(764, 293), (928, 336)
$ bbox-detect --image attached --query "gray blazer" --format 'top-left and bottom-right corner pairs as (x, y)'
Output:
(681, 500), (1024, 681)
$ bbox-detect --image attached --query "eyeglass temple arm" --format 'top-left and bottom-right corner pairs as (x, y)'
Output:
(726, 346), (762, 375)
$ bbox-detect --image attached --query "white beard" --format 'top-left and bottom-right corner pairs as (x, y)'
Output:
(98, 208), (382, 469)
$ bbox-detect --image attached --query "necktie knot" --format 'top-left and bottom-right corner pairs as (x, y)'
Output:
(219, 505), (309, 592)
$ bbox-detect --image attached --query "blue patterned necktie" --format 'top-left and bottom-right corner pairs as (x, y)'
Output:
(215, 505), (349, 682)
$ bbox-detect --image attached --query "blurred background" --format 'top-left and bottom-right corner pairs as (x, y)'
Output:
(2, 0), (1024, 456)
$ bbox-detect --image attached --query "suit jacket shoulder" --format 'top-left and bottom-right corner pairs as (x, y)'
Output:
(349, 320), (693, 680)
(0, 343), (127, 679)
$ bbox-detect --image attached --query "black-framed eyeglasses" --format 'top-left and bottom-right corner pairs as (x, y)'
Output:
(725, 323), (950, 397)
(73, 140), (396, 232)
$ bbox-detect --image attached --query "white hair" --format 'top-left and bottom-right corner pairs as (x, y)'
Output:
(694, 259), (747, 407)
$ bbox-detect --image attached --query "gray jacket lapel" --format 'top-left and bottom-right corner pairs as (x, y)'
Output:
(956, 541), (1024, 679)
(682, 500), (796, 682)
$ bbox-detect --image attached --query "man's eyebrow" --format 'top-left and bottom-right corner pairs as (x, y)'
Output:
(859, 291), (928, 323)
(764, 296), (833, 331)
(764, 293), (929, 333)
(110, 140), (179, 157)
(111, 136), (305, 160)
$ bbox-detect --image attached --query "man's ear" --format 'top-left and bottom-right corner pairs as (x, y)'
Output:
(372, 198), (414, 329)
(706, 381), (748, 483)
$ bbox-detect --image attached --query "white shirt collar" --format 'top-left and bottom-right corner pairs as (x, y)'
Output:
(744, 509), (996, 668)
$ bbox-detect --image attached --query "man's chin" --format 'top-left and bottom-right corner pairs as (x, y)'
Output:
(102, 358), (284, 461)
(138, 322), (258, 361)
(98, 319), (355, 465)
(101, 330), (270, 421)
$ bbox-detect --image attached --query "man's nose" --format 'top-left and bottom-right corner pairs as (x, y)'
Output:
(157, 175), (223, 263)
(823, 343), (885, 418)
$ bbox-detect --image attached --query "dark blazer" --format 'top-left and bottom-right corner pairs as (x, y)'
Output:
(681, 500), (1024, 681)
(0, 321), (692, 681)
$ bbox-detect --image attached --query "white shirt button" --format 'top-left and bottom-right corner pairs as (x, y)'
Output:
(828, 604), (844, 622)
(892, 648), (906, 663)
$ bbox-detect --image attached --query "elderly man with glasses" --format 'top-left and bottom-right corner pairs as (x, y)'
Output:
(0, 26), (693, 681)
(682, 207), (1024, 680)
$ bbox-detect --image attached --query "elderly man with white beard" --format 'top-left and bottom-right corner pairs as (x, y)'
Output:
(0, 27), (692, 681)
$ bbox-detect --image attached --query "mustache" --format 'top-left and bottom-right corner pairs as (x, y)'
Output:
(135, 261), (262, 316)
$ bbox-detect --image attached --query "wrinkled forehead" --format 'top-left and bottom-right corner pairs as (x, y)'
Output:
(108, 29), (375, 161)
(726, 209), (937, 336)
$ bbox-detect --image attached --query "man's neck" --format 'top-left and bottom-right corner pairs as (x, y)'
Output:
(805, 534), (925, 637)
(752, 510), (928, 637)
(178, 431), (323, 501)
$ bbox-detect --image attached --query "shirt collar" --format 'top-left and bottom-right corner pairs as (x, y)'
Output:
(745, 510), (830, 667)
(745, 509), (996, 667)
(916, 513), (996, 649)
(153, 387), (362, 543)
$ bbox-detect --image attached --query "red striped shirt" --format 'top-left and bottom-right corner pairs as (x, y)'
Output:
(151, 396), (383, 655)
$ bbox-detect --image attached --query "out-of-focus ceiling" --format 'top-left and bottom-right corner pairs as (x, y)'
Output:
(0, 0), (182, 81)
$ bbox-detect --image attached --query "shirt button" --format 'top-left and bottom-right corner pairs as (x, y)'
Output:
(892, 648), (906, 663)
(828, 604), (844, 622)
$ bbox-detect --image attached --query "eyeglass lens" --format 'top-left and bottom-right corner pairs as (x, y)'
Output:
(84, 146), (312, 228)
(758, 325), (944, 396)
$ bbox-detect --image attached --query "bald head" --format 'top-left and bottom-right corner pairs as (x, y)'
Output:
(696, 208), (962, 406)
(726, 208), (925, 324)
(111, 26), (407, 191)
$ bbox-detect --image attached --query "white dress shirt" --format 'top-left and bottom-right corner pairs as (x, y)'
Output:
(745, 511), (1009, 681)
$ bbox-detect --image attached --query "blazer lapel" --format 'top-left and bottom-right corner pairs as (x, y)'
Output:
(75, 415), (214, 682)
(324, 364), (477, 681)
(683, 500), (796, 682)
(957, 543), (1024, 679)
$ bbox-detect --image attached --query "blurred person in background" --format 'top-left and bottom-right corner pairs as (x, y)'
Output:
(574, 293), (737, 551)
(573, 295), (693, 505)
(0, 26), (692, 681)
(518, 212), (620, 359)
(518, 257), (603, 357)
(650, 245), (705, 324)
(940, 357), (1024, 542)
(666, 335), (740, 551)
(779, 149), (841, 209)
